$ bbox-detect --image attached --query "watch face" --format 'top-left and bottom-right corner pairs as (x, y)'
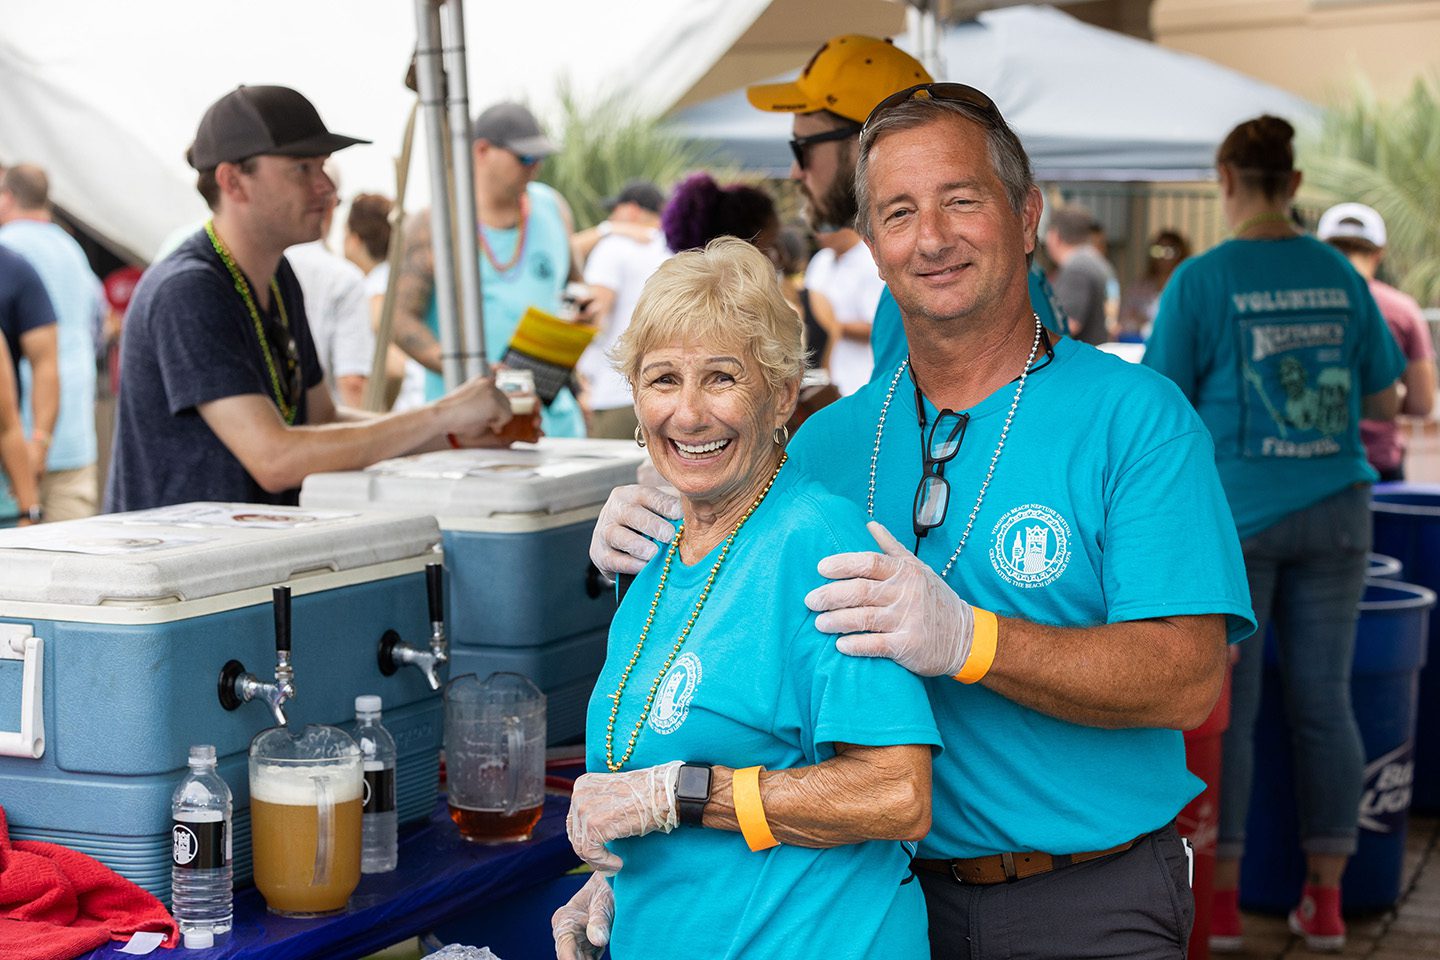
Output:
(677, 764), (711, 800)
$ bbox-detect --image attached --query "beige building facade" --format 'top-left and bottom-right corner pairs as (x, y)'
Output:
(1151, 0), (1440, 102)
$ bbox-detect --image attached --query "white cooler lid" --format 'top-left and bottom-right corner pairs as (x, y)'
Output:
(0, 503), (439, 614)
(299, 437), (648, 532)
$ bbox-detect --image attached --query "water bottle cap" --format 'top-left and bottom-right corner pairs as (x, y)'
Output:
(188, 744), (216, 765)
(183, 929), (215, 949)
(355, 694), (382, 715)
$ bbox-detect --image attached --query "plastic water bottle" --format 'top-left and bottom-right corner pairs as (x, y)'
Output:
(355, 695), (398, 873)
(170, 744), (232, 949)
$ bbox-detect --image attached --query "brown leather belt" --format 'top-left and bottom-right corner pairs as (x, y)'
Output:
(913, 833), (1147, 885)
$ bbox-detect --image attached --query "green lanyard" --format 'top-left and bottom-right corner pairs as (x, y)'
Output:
(204, 220), (299, 424)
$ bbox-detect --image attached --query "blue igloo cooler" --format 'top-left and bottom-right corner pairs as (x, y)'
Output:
(301, 438), (646, 745)
(0, 502), (446, 902)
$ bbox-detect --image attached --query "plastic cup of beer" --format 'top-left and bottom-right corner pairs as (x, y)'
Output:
(443, 672), (546, 843)
(495, 368), (541, 444)
(248, 725), (363, 918)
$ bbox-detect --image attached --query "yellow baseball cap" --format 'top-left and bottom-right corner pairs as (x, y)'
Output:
(747, 35), (933, 125)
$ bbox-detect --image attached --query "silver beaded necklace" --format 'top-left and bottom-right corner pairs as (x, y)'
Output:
(867, 315), (1044, 578)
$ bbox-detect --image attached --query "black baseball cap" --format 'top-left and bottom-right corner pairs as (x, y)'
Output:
(472, 102), (559, 158)
(604, 180), (665, 214)
(187, 85), (370, 170)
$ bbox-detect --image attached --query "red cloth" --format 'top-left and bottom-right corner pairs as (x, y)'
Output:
(0, 805), (177, 960)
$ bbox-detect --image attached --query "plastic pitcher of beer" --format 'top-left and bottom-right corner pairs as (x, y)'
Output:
(443, 672), (546, 843)
(248, 724), (363, 917)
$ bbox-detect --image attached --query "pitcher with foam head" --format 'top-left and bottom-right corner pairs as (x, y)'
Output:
(248, 724), (363, 916)
(444, 672), (546, 843)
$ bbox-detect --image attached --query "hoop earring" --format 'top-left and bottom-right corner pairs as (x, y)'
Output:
(634, 425), (647, 448)
(773, 425), (789, 447)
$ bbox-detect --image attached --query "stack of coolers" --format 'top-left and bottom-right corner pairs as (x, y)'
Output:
(0, 503), (447, 901)
(301, 438), (646, 744)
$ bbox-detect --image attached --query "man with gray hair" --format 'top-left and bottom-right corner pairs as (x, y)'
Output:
(573, 83), (1256, 959)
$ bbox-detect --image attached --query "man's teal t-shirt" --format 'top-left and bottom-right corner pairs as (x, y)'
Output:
(585, 463), (940, 959)
(1143, 236), (1406, 540)
(869, 262), (1068, 383)
(423, 181), (585, 436)
(791, 337), (1256, 859)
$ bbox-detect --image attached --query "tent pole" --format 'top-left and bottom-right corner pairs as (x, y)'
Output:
(441, 0), (487, 378)
(362, 101), (419, 413)
(413, 0), (465, 391)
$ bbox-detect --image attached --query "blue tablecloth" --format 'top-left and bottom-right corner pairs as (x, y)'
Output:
(80, 796), (577, 960)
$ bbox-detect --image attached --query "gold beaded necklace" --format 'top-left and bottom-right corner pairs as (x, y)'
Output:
(205, 220), (299, 424)
(604, 452), (788, 772)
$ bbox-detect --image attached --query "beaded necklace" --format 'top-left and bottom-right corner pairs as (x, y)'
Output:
(479, 194), (529, 274)
(604, 453), (788, 772)
(867, 316), (1042, 578)
(204, 220), (299, 424)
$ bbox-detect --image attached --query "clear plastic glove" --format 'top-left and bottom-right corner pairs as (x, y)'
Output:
(566, 760), (682, 874)
(589, 484), (682, 578)
(804, 521), (976, 678)
(551, 871), (614, 960)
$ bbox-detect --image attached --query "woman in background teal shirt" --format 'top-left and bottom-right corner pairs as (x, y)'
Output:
(556, 238), (940, 960)
(1144, 115), (1404, 954)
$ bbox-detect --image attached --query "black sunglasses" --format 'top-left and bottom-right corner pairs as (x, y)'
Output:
(912, 378), (970, 544)
(789, 123), (861, 170)
(864, 82), (1002, 130)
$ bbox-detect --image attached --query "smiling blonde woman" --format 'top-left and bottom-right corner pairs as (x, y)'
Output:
(557, 237), (940, 960)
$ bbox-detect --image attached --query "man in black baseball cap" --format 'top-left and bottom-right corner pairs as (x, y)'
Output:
(106, 85), (513, 514)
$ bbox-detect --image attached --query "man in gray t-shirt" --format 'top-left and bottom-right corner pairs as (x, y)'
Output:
(1045, 204), (1114, 346)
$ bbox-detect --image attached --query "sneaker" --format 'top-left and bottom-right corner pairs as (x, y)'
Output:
(1209, 887), (1244, 954)
(1287, 885), (1345, 952)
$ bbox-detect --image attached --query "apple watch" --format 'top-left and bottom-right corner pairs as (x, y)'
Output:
(675, 763), (712, 827)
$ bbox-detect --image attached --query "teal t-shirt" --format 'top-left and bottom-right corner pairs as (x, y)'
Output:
(869, 262), (1068, 384)
(423, 181), (584, 436)
(585, 463), (940, 959)
(791, 337), (1256, 859)
(1143, 236), (1406, 539)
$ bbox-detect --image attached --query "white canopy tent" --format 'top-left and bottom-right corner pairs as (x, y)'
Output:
(0, 0), (909, 262)
(670, 4), (1318, 181)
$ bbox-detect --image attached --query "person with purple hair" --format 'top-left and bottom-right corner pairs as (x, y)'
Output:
(661, 173), (779, 259)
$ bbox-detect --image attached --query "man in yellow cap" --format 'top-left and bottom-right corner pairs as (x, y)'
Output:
(748, 34), (930, 234)
(748, 34), (1067, 391)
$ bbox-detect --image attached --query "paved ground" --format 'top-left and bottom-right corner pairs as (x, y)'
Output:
(1225, 814), (1440, 958)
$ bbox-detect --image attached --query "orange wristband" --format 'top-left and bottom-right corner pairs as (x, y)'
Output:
(732, 765), (779, 852)
(954, 607), (998, 684)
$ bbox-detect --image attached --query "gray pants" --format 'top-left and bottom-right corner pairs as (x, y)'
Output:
(919, 824), (1193, 960)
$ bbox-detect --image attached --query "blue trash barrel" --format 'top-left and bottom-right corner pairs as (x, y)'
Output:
(1239, 579), (1433, 914)
(1371, 483), (1440, 811)
(429, 870), (588, 959)
(1368, 553), (1403, 579)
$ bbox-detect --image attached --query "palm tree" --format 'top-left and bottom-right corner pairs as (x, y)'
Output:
(536, 81), (726, 230)
(1301, 74), (1440, 306)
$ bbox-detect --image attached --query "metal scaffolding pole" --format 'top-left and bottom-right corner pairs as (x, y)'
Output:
(441, 0), (487, 380)
(413, 0), (465, 391)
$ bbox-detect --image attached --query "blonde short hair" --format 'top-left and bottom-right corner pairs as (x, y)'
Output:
(613, 237), (804, 396)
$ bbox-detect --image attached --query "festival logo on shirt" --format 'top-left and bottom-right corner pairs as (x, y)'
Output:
(1236, 292), (1351, 459)
(989, 504), (1071, 588)
(648, 652), (702, 735)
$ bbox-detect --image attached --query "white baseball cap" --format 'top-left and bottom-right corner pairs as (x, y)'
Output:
(1317, 202), (1387, 248)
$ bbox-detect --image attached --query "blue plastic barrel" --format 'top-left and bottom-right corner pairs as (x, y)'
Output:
(1239, 578), (1433, 914)
(1371, 483), (1440, 811)
(1368, 553), (1403, 579)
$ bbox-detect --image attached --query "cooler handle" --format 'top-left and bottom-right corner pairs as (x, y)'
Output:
(0, 625), (43, 760)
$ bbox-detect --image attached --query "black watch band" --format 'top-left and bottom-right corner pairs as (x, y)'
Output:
(675, 763), (713, 827)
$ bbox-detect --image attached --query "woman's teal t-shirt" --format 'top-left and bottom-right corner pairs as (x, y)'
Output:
(1144, 235), (1406, 539)
(585, 463), (940, 959)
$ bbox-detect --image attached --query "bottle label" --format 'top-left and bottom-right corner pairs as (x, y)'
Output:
(172, 818), (227, 870)
(362, 765), (396, 815)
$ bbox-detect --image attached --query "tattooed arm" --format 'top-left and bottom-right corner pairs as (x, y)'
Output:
(392, 209), (443, 373)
